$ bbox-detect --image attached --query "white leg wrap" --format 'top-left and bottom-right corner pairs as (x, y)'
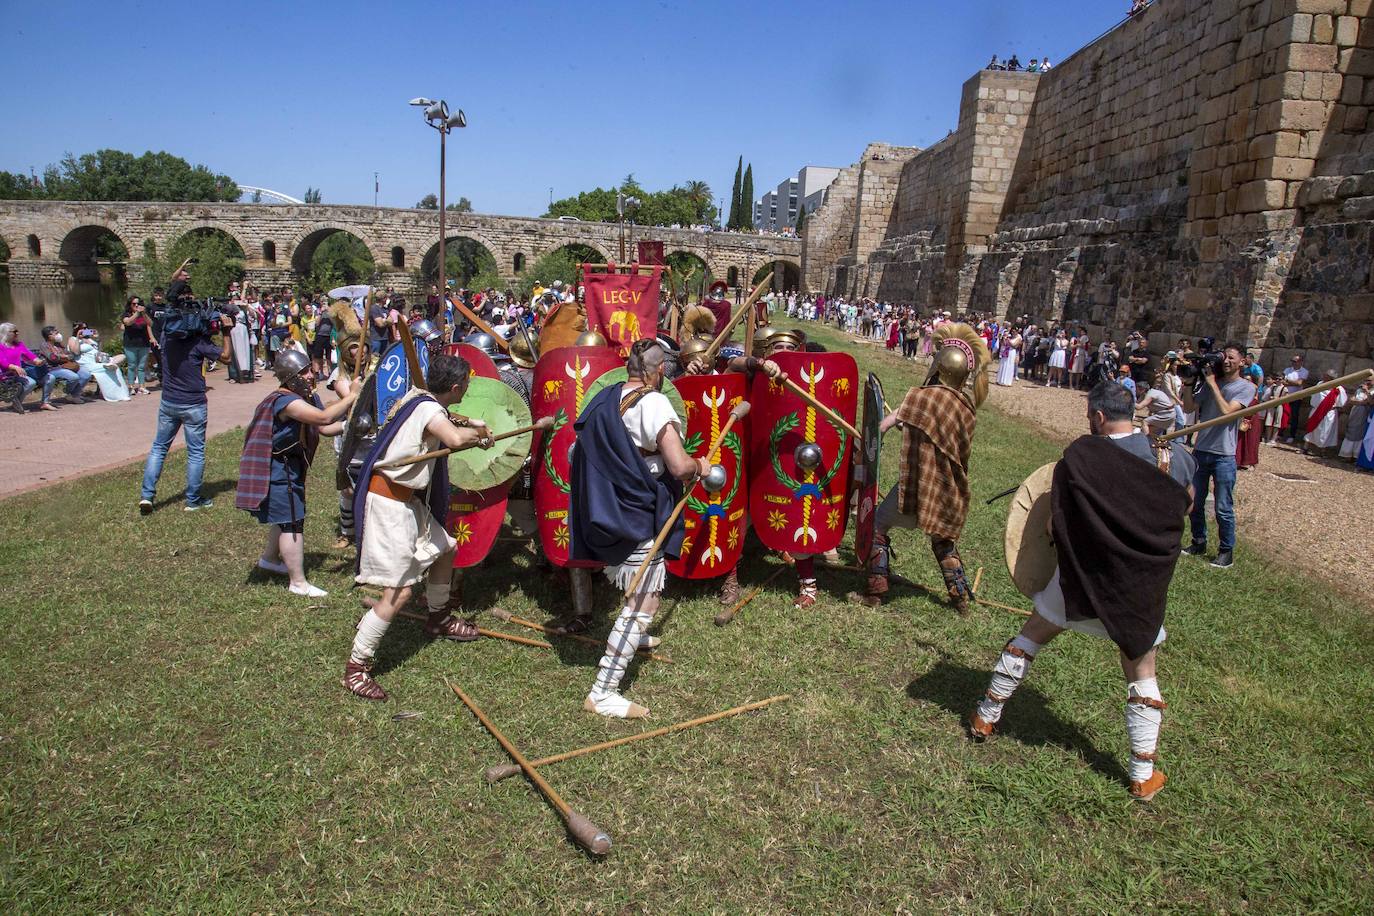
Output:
(350, 609), (391, 664)
(975, 635), (1041, 724)
(426, 576), (452, 615)
(1125, 678), (1164, 783)
(588, 605), (654, 714)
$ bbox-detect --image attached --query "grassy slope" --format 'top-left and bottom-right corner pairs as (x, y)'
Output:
(1, 325), (1370, 913)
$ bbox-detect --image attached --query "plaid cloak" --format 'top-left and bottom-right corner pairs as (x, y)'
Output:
(895, 385), (976, 540)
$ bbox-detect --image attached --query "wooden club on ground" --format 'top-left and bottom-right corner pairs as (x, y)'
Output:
(484, 695), (791, 783)
(448, 681), (612, 856)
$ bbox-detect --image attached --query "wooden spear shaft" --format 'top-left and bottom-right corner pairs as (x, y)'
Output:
(447, 681), (612, 855)
(483, 695), (792, 783)
(392, 609), (553, 648)
(489, 609), (673, 663)
(780, 376), (862, 440)
(621, 403), (751, 600)
(449, 294), (511, 351)
(713, 563), (791, 627)
(1162, 368), (1372, 442)
(371, 416), (553, 471)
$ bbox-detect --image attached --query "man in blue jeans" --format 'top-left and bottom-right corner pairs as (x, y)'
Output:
(1179, 342), (1255, 569)
(140, 274), (235, 514)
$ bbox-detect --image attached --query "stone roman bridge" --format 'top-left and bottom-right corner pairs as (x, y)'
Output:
(0, 201), (802, 295)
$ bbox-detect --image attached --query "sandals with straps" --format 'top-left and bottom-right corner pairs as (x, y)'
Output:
(424, 614), (480, 642)
(343, 660), (388, 702)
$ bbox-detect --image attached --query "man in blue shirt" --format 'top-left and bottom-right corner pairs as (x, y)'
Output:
(1180, 342), (1256, 569)
(139, 272), (234, 514)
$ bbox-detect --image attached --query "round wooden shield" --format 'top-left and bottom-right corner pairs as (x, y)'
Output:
(1005, 462), (1058, 599)
(579, 368), (688, 424)
(667, 372), (748, 579)
(531, 345), (623, 567)
(853, 372), (886, 567)
(446, 378), (532, 491)
(748, 350), (859, 554)
(446, 342), (509, 569)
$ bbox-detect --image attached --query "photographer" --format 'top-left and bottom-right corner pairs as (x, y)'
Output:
(1180, 342), (1255, 569)
(138, 267), (234, 514)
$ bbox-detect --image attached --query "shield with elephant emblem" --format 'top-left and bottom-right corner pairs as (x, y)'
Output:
(666, 372), (748, 579)
(748, 350), (859, 554)
(531, 344), (623, 567)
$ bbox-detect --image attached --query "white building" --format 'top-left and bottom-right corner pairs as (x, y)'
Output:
(753, 165), (842, 231)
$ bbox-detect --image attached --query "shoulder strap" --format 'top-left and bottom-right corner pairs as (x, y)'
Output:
(618, 386), (654, 416)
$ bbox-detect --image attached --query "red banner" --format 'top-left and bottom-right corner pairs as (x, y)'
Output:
(637, 240), (665, 266)
(582, 264), (662, 356)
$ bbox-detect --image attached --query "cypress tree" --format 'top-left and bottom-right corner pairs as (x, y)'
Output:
(728, 156), (742, 230)
(742, 164), (754, 230)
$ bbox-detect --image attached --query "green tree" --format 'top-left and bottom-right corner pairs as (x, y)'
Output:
(447, 197), (473, 212)
(0, 171), (37, 199)
(303, 187), (322, 203)
(135, 230), (245, 299)
(303, 232), (375, 290)
(741, 164), (754, 230)
(416, 193), (438, 209)
(14, 150), (239, 201)
(665, 251), (713, 303)
(795, 206), (807, 235)
(516, 244), (604, 299)
(682, 179), (713, 222)
(728, 156), (743, 230)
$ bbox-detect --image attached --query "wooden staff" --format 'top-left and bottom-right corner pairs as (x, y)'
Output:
(449, 294), (511, 351)
(1161, 368), (1371, 442)
(713, 563), (791, 626)
(780, 376), (862, 440)
(483, 695), (790, 783)
(447, 681), (612, 856)
(836, 564), (1032, 617)
(621, 402), (751, 600)
(372, 415), (553, 471)
(396, 315), (427, 390)
(389, 607), (554, 648)
(972, 567), (984, 596)
(489, 608), (673, 663)
(701, 272), (773, 364)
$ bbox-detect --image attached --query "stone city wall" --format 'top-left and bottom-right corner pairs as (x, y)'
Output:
(804, 0), (1374, 375)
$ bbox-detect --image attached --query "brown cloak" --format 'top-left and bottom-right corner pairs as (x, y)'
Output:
(895, 385), (976, 540)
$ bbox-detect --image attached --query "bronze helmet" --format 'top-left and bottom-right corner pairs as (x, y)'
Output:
(575, 329), (608, 347)
(508, 329), (538, 368)
(678, 335), (714, 365)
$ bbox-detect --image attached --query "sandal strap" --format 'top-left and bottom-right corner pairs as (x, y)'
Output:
(1128, 695), (1167, 711)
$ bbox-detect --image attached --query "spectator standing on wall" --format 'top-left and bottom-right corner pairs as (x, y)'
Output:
(1041, 57), (1053, 71)
(1006, 54), (1021, 71)
(987, 55), (1003, 70)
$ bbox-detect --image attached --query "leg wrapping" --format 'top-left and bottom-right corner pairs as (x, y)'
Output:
(1125, 678), (1165, 783)
(975, 635), (1041, 725)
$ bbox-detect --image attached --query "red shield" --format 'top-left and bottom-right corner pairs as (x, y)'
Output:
(667, 373), (748, 580)
(531, 345), (623, 566)
(448, 342), (508, 568)
(852, 372), (886, 567)
(748, 351), (859, 554)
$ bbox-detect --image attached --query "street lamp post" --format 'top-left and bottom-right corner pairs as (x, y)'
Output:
(410, 97), (466, 306)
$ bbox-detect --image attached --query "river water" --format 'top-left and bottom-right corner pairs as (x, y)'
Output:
(0, 279), (129, 341)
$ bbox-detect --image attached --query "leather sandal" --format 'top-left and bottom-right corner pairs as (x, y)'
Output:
(424, 613), (480, 641)
(342, 660), (388, 702)
(549, 615), (592, 636)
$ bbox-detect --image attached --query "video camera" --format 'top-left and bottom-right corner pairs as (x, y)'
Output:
(156, 296), (228, 340)
(1176, 351), (1224, 382)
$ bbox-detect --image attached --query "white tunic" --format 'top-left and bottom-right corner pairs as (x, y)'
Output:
(356, 392), (456, 587)
(1304, 387), (1347, 449)
(602, 386), (682, 593)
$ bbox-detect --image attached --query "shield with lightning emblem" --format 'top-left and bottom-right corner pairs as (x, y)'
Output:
(748, 350), (859, 554)
(667, 372), (748, 579)
(531, 344), (623, 566)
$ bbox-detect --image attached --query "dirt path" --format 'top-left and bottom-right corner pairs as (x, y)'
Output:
(840, 332), (1373, 606)
(0, 370), (270, 499)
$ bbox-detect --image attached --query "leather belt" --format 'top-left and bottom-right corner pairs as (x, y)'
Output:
(368, 473), (416, 502)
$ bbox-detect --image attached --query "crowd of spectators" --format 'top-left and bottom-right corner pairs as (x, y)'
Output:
(986, 55), (1052, 73)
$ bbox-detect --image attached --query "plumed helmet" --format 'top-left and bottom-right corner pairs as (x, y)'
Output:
(575, 329), (608, 347)
(508, 329), (538, 368)
(708, 279), (729, 300)
(273, 348), (311, 384)
(464, 332), (500, 357)
(925, 322), (991, 408)
(679, 335), (713, 365)
(410, 318), (441, 343)
(683, 304), (716, 337)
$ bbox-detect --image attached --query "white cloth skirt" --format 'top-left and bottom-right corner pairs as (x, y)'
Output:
(356, 493), (456, 588)
(995, 352), (1018, 386)
(603, 538), (666, 596)
(1049, 347), (1067, 369)
(1035, 567), (1166, 646)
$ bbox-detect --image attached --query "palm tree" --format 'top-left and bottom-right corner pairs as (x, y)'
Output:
(683, 179), (712, 222)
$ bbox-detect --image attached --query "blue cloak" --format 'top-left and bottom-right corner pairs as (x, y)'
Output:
(569, 384), (684, 567)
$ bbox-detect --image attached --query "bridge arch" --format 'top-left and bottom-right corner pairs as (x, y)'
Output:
(753, 257), (802, 292)
(166, 222), (253, 262)
(58, 223), (133, 282)
(419, 234), (503, 288)
(285, 222), (385, 275)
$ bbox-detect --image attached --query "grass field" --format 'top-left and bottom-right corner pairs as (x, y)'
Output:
(2, 325), (1371, 912)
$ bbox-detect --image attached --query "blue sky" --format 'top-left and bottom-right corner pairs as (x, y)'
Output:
(3, 0), (1127, 217)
